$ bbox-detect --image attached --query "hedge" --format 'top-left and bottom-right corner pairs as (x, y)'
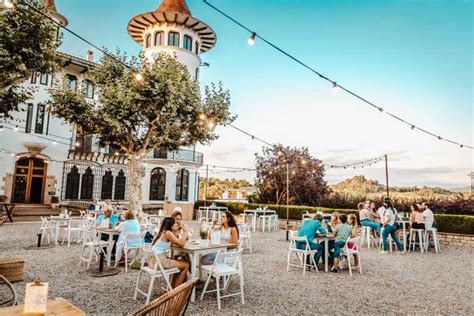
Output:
(195, 201), (474, 235)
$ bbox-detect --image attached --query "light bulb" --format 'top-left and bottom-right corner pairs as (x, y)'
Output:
(135, 73), (143, 81)
(248, 32), (256, 46)
(207, 121), (216, 129)
(199, 113), (206, 120)
(52, 141), (57, 145)
(13, 126), (18, 132)
(75, 142), (80, 147)
(301, 159), (306, 165)
(277, 151), (283, 156)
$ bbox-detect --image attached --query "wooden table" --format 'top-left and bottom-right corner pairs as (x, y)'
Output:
(1, 298), (85, 315)
(314, 234), (336, 273)
(1, 203), (15, 223)
(172, 241), (233, 302)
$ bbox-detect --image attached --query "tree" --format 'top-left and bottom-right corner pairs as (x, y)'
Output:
(255, 144), (329, 205)
(0, 1), (61, 119)
(47, 52), (235, 213)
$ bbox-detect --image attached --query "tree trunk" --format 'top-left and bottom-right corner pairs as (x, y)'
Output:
(128, 156), (144, 216)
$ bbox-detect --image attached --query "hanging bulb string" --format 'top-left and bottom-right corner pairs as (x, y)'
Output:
(202, 0), (472, 150)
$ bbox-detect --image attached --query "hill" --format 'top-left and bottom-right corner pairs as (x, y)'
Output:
(450, 186), (471, 193)
(199, 177), (254, 200)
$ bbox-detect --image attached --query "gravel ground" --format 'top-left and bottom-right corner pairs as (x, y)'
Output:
(1, 222), (473, 315)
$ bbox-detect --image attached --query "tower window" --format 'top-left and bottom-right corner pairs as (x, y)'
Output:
(154, 31), (164, 46)
(168, 31), (180, 47)
(183, 35), (192, 51)
(145, 33), (151, 48)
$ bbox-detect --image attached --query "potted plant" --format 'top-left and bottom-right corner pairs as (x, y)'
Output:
(199, 221), (209, 246)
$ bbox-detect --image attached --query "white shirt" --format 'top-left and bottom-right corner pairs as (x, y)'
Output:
(377, 207), (386, 221)
(423, 208), (434, 229)
(384, 208), (396, 226)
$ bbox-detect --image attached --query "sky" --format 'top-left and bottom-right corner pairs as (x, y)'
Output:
(55, 0), (473, 189)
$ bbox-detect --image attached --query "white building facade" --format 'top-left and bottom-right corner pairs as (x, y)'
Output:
(0, 0), (216, 211)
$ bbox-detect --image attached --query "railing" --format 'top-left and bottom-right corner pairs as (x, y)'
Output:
(69, 135), (203, 164)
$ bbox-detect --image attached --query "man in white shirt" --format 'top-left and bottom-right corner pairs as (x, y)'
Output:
(421, 202), (435, 229)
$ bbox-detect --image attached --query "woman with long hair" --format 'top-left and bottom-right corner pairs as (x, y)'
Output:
(380, 201), (404, 254)
(410, 204), (425, 229)
(151, 217), (189, 287)
(200, 211), (239, 265)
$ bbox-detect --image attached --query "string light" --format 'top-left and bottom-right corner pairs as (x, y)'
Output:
(199, 113), (207, 120)
(207, 120), (216, 129)
(134, 73), (143, 81)
(52, 141), (57, 145)
(203, 0), (472, 150)
(13, 125), (18, 132)
(248, 32), (256, 46)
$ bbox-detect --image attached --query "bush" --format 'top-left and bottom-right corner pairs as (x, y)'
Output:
(196, 201), (474, 235)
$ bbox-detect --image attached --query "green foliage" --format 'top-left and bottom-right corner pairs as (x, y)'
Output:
(198, 177), (253, 200)
(196, 201), (474, 234)
(255, 144), (329, 205)
(0, 2), (61, 119)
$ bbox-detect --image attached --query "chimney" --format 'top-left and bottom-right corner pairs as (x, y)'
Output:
(86, 50), (94, 62)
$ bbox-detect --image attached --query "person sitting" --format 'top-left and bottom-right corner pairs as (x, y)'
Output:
(346, 214), (361, 267)
(421, 202), (435, 229)
(115, 211), (141, 263)
(369, 201), (381, 224)
(87, 199), (98, 211)
(103, 199), (114, 212)
(380, 200), (404, 254)
(171, 208), (193, 239)
(151, 217), (189, 288)
(296, 214), (326, 270)
(329, 214), (354, 274)
(200, 211), (239, 265)
(96, 209), (118, 229)
(328, 212), (341, 233)
(359, 201), (381, 236)
(410, 204), (425, 229)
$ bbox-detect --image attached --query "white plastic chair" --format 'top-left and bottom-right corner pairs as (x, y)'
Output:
(238, 224), (252, 253)
(61, 219), (84, 247)
(134, 249), (180, 304)
(115, 233), (145, 272)
(39, 217), (54, 244)
(200, 249), (245, 311)
(341, 237), (362, 276)
(271, 214), (279, 231)
(286, 232), (318, 275)
(78, 228), (109, 269)
(424, 227), (441, 253)
(409, 228), (425, 253)
(360, 226), (376, 249)
(259, 215), (273, 232)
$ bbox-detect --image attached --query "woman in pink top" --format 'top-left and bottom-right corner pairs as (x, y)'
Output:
(346, 214), (360, 267)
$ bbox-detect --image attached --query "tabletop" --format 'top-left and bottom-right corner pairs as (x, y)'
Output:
(173, 241), (234, 252)
(96, 228), (120, 235)
(1, 298), (85, 316)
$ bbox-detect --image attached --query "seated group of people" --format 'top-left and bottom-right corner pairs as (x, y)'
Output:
(297, 212), (359, 274)
(150, 210), (240, 287)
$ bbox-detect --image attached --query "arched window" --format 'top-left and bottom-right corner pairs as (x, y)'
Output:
(183, 35), (192, 51)
(80, 167), (94, 200)
(101, 170), (113, 200)
(154, 31), (164, 46)
(114, 170), (126, 200)
(145, 33), (151, 48)
(168, 31), (180, 47)
(150, 168), (166, 200)
(195, 41), (199, 54)
(175, 169), (189, 201)
(65, 165), (80, 199)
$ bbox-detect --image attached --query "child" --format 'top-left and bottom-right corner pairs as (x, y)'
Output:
(330, 214), (354, 274)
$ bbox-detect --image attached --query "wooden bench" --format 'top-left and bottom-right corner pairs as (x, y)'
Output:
(0, 257), (25, 283)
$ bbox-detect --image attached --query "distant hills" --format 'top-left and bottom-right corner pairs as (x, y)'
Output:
(330, 175), (464, 198)
(450, 186), (471, 193)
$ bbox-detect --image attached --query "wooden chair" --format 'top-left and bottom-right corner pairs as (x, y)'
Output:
(131, 277), (198, 316)
(0, 275), (17, 307)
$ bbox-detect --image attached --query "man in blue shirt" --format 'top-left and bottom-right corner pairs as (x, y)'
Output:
(297, 214), (327, 268)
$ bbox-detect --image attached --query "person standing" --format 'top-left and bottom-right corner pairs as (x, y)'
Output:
(380, 200), (404, 254)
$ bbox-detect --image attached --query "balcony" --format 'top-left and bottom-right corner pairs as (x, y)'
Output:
(69, 135), (203, 164)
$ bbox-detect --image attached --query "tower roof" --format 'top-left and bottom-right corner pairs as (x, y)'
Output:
(156, 0), (191, 16)
(43, 0), (68, 27)
(127, 0), (216, 53)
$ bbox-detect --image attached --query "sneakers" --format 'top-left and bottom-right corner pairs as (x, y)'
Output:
(330, 267), (339, 274)
(379, 250), (388, 254)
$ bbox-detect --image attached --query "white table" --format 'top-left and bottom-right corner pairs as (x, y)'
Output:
(198, 206), (228, 222)
(314, 235), (336, 272)
(397, 220), (410, 252)
(50, 216), (71, 245)
(172, 241), (233, 302)
(243, 209), (276, 232)
(96, 228), (120, 267)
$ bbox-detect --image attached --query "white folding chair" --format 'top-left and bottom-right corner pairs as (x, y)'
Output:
(341, 237), (362, 276)
(134, 249), (180, 304)
(200, 249), (245, 311)
(286, 232), (318, 275)
(237, 224), (252, 253)
(78, 228), (109, 269)
(61, 219), (84, 247)
(39, 217), (54, 244)
(115, 233), (145, 272)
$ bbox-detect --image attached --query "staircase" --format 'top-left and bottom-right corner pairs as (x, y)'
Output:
(9, 204), (60, 222)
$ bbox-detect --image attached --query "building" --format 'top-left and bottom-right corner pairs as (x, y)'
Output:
(0, 0), (216, 213)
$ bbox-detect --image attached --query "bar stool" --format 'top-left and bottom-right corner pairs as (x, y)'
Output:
(378, 227), (396, 252)
(424, 227), (441, 254)
(409, 229), (424, 253)
(259, 215), (273, 232)
(271, 214), (279, 231)
(360, 226), (376, 249)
